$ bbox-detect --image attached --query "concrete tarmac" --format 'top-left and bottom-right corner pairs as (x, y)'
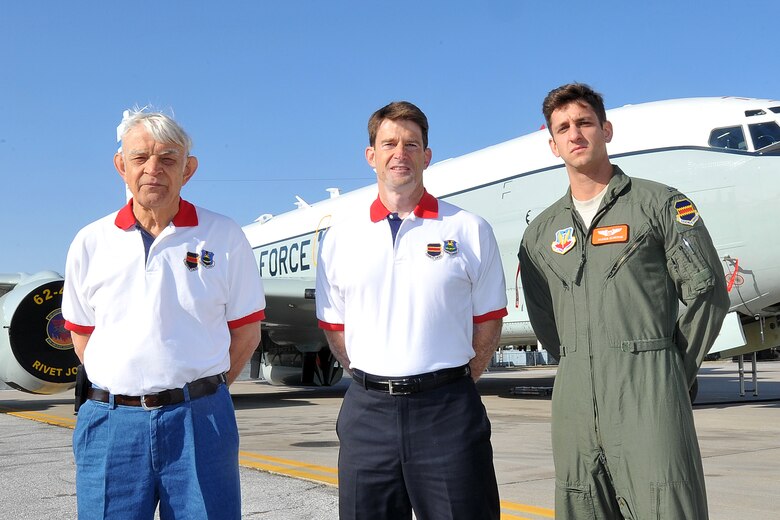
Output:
(1, 359), (779, 519)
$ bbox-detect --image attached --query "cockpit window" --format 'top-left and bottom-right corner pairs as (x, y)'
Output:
(745, 109), (766, 117)
(749, 121), (780, 150)
(709, 126), (747, 150)
(770, 107), (780, 114)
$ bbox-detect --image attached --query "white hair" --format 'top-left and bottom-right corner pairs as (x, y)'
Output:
(119, 106), (193, 156)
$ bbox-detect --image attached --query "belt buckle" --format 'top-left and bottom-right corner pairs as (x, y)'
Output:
(387, 380), (412, 396)
(140, 394), (163, 411)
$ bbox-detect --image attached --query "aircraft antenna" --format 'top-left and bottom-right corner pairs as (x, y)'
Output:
(294, 196), (310, 209)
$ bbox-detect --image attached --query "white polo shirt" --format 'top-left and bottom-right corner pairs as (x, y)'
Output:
(63, 199), (265, 395)
(316, 191), (508, 377)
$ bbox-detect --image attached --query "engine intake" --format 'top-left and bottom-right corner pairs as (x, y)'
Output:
(0, 272), (79, 394)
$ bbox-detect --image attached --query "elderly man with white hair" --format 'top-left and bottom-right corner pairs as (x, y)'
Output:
(63, 108), (265, 519)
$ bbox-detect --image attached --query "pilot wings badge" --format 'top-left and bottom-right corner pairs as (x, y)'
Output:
(591, 224), (629, 245)
(551, 227), (576, 255)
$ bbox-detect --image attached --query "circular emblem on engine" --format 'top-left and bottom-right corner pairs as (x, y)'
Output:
(45, 309), (73, 350)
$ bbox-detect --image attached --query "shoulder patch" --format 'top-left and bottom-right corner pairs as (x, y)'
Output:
(674, 198), (700, 226)
(551, 227), (576, 255)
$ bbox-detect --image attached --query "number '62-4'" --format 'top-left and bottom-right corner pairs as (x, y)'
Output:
(33, 287), (63, 305)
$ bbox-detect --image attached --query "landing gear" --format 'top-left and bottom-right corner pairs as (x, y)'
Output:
(301, 349), (342, 386)
(259, 331), (343, 386)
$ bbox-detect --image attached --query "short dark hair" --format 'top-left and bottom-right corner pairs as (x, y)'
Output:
(368, 101), (429, 149)
(542, 83), (607, 133)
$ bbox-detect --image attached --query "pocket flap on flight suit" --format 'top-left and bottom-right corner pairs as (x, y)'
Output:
(668, 237), (715, 299)
(619, 337), (673, 353)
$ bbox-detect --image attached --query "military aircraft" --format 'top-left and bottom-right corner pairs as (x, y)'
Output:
(244, 96), (780, 387)
(2, 96), (780, 393)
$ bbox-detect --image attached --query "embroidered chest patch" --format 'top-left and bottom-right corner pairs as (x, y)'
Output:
(185, 252), (199, 271)
(443, 240), (459, 255)
(551, 227), (576, 255)
(674, 199), (700, 226)
(591, 224), (629, 245)
(200, 250), (215, 268)
(426, 243), (443, 259)
(184, 250), (216, 271)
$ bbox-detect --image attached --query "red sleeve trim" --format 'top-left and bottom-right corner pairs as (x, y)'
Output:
(65, 321), (95, 334)
(318, 320), (345, 331)
(473, 307), (508, 324)
(228, 309), (265, 329)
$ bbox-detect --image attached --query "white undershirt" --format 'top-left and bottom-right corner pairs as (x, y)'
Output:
(572, 185), (608, 230)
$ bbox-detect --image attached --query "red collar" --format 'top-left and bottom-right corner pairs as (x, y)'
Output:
(114, 198), (199, 230)
(369, 190), (439, 222)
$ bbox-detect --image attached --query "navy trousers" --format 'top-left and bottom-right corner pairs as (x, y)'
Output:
(336, 376), (500, 520)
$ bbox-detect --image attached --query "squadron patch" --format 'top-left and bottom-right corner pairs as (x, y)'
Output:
(200, 250), (215, 269)
(185, 250), (216, 271)
(674, 198), (700, 226)
(426, 242), (443, 259)
(443, 240), (459, 255)
(45, 310), (72, 350)
(591, 224), (629, 245)
(185, 252), (199, 271)
(551, 227), (576, 255)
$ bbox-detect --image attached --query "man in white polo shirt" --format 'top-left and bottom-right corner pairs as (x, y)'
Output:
(316, 101), (508, 519)
(62, 108), (265, 519)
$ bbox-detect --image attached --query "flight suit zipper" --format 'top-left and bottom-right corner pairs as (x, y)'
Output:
(576, 204), (609, 452)
(604, 228), (651, 282)
(583, 236), (603, 447)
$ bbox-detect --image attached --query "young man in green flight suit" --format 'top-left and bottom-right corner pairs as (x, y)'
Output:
(518, 83), (729, 519)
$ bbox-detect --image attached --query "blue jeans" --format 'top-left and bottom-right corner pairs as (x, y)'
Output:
(73, 384), (240, 519)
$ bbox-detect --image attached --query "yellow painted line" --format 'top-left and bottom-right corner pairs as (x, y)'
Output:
(501, 499), (555, 518)
(239, 450), (338, 485)
(2, 408), (555, 518)
(0, 408), (77, 429)
(239, 451), (338, 474)
(240, 458), (339, 486)
(499, 513), (534, 520)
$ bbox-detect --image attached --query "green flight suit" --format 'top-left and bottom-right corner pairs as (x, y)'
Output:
(518, 167), (729, 519)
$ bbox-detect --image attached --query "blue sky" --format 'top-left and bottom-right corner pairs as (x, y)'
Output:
(2, 1), (777, 274)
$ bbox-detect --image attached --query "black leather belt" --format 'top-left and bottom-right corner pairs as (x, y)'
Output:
(352, 365), (470, 395)
(87, 373), (227, 410)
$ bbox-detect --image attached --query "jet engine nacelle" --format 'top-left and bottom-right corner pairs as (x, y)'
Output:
(0, 272), (79, 394)
(259, 332), (343, 387)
